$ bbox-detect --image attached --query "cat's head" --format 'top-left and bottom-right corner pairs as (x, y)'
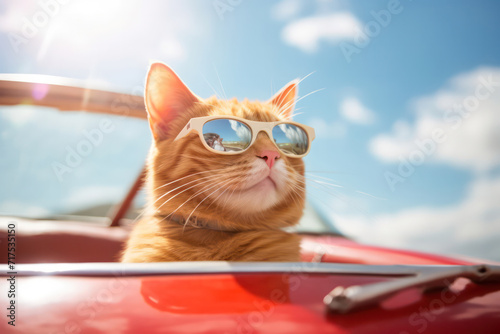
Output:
(144, 62), (307, 230)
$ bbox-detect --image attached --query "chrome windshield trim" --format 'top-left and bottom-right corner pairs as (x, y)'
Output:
(1, 262), (493, 278)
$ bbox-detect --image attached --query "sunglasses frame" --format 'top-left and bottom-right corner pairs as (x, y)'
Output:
(174, 115), (315, 158)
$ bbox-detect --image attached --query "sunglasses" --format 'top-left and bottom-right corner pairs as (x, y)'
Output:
(174, 116), (315, 157)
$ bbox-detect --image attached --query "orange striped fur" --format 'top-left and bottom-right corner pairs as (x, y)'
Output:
(121, 63), (305, 262)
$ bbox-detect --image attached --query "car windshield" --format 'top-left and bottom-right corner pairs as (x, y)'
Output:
(0, 101), (340, 235)
(0, 104), (148, 218)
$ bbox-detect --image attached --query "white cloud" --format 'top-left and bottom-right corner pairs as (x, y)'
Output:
(0, 105), (108, 131)
(332, 176), (500, 261)
(65, 185), (123, 209)
(370, 67), (500, 172)
(340, 96), (376, 125)
(1, 105), (39, 126)
(305, 97), (375, 139)
(279, 123), (308, 144)
(308, 117), (347, 138)
(271, 0), (304, 21)
(281, 12), (362, 52)
(0, 200), (50, 218)
(229, 119), (251, 142)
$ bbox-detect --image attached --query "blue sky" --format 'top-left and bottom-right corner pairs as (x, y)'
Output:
(1, 0), (499, 261)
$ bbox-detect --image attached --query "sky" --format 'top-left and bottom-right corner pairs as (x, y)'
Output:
(0, 0), (499, 261)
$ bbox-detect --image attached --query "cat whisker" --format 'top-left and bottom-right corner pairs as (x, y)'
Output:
(288, 182), (305, 207)
(150, 172), (225, 207)
(354, 191), (387, 201)
(154, 174), (226, 212)
(205, 176), (244, 211)
(273, 88), (294, 116)
(303, 173), (344, 187)
(290, 176), (339, 213)
(183, 178), (236, 230)
(273, 71), (316, 117)
(213, 64), (228, 101)
(221, 179), (240, 210)
(305, 172), (386, 201)
(202, 73), (222, 99)
(161, 172), (242, 219)
(305, 172), (342, 180)
(127, 207), (148, 228)
(306, 178), (344, 189)
(288, 176), (306, 192)
(153, 168), (229, 191)
(298, 71), (316, 84)
(275, 77), (318, 117)
(284, 110), (305, 120)
(295, 87), (325, 105)
(154, 178), (224, 226)
(138, 174), (219, 226)
(297, 180), (341, 209)
(278, 88), (324, 119)
(216, 174), (247, 211)
(272, 76), (301, 115)
(305, 170), (345, 175)
(302, 178), (346, 196)
(303, 178), (375, 217)
(160, 177), (231, 229)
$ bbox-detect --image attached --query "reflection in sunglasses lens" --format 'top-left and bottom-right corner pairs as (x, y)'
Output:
(272, 123), (308, 156)
(202, 119), (252, 152)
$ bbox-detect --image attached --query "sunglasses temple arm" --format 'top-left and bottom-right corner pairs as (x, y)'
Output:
(174, 121), (192, 142)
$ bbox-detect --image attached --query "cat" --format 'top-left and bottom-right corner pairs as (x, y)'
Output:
(121, 62), (306, 262)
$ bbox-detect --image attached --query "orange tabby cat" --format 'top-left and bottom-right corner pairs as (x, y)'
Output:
(121, 62), (307, 262)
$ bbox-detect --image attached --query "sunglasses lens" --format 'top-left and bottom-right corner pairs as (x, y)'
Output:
(272, 123), (309, 156)
(202, 119), (252, 152)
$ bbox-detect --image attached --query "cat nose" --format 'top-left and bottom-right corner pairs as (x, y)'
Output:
(257, 150), (280, 169)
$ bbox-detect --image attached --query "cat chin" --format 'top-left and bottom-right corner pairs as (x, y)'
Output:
(216, 160), (288, 214)
(219, 185), (281, 214)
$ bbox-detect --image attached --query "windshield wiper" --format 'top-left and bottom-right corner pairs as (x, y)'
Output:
(324, 264), (500, 314)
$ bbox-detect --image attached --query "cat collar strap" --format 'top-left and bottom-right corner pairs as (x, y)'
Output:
(157, 214), (241, 233)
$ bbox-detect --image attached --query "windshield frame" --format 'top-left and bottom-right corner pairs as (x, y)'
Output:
(0, 74), (341, 235)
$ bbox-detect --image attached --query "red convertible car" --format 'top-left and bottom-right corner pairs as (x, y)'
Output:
(0, 75), (499, 334)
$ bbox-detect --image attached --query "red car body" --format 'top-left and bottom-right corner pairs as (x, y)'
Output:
(0, 76), (499, 334)
(1, 221), (499, 334)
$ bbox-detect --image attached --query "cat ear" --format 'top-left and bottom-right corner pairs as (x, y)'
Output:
(145, 62), (200, 140)
(268, 79), (299, 119)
